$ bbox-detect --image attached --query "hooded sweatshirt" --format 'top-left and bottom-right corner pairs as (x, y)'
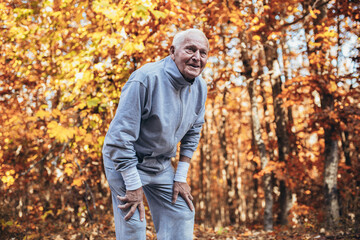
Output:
(102, 56), (207, 189)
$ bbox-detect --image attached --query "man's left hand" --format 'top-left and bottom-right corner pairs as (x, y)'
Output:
(172, 181), (194, 211)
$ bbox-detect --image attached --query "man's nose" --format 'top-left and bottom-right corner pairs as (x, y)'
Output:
(192, 50), (200, 60)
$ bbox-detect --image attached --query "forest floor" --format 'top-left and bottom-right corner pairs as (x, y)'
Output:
(2, 218), (360, 240)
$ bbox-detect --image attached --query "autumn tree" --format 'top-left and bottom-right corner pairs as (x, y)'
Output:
(0, 0), (197, 236)
(1, 0), (359, 238)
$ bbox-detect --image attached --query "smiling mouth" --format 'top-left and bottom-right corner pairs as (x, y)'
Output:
(188, 64), (200, 68)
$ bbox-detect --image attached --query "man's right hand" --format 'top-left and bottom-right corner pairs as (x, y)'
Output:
(117, 187), (145, 221)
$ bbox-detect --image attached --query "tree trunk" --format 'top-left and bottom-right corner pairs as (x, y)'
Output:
(258, 30), (293, 224)
(322, 93), (341, 228)
(304, 0), (341, 229)
(241, 38), (273, 230)
(211, 102), (227, 226)
(218, 90), (237, 224)
(248, 79), (273, 230)
(205, 116), (215, 226)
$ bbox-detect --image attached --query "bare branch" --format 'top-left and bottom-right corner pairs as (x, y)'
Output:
(280, 0), (331, 29)
(20, 141), (68, 177)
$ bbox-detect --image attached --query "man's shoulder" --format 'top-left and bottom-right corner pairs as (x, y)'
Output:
(129, 57), (166, 83)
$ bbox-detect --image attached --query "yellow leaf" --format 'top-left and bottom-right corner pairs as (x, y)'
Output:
(36, 110), (51, 120)
(252, 16), (259, 24)
(76, 101), (87, 110)
(151, 9), (166, 19)
(52, 109), (62, 118)
(72, 178), (83, 187)
(330, 81), (337, 92)
(134, 42), (145, 52)
(310, 9), (317, 19)
(97, 136), (105, 145)
(1, 175), (15, 187)
(252, 35), (261, 41)
(47, 121), (75, 143)
(41, 210), (54, 221)
(123, 41), (135, 54)
(83, 70), (94, 83)
(64, 165), (73, 176)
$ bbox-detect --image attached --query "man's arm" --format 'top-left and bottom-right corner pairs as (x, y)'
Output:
(172, 102), (206, 210)
(102, 79), (147, 221)
(117, 165), (145, 221)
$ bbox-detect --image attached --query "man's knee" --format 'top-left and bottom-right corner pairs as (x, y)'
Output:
(112, 195), (146, 239)
(174, 205), (195, 222)
(156, 209), (195, 240)
(124, 218), (147, 234)
(115, 217), (146, 240)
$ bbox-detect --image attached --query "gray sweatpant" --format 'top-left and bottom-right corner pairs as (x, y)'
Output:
(104, 159), (195, 240)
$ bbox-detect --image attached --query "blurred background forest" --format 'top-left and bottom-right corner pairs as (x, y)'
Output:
(1, 0), (359, 239)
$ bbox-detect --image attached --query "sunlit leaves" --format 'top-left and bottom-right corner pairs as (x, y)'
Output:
(252, 35), (261, 41)
(1, 169), (15, 187)
(47, 121), (76, 143)
(86, 98), (101, 108)
(36, 110), (51, 120)
(0, 0), (359, 237)
(13, 8), (34, 20)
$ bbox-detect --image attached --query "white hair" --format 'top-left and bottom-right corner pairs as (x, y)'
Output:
(172, 29), (209, 50)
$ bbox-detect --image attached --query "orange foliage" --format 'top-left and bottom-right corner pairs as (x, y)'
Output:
(1, 0), (359, 238)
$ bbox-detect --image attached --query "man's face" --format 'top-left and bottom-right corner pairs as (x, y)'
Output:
(170, 33), (209, 81)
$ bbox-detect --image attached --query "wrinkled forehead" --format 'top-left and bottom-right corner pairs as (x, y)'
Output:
(182, 33), (209, 50)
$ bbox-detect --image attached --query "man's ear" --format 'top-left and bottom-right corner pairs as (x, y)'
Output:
(170, 46), (175, 60)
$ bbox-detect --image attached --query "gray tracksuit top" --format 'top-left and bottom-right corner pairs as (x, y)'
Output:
(102, 56), (207, 178)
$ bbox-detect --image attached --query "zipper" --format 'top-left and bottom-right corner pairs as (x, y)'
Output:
(174, 88), (184, 146)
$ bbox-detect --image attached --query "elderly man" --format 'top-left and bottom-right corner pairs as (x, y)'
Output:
(102, 29), (209, 240)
